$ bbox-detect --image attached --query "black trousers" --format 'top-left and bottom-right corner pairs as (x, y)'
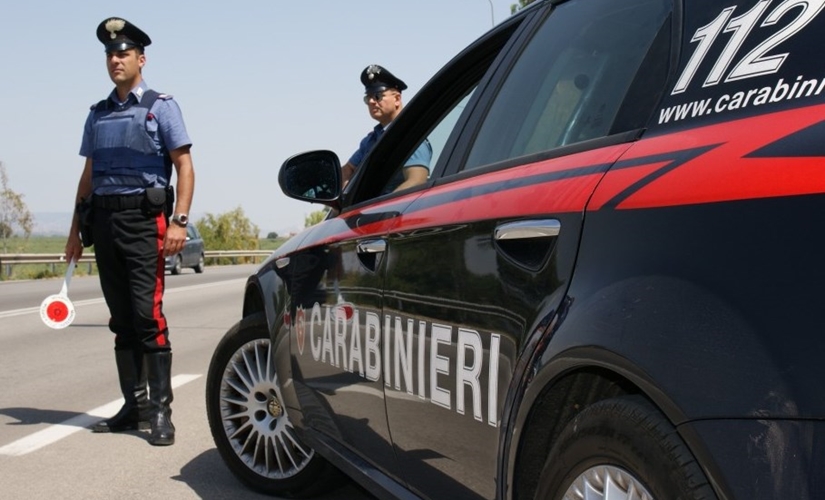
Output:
(93, 207), (171, 351)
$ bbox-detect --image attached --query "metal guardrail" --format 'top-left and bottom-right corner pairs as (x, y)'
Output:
(0, 250), (273, 277)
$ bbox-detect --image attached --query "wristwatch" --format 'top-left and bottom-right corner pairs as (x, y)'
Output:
(171, 213), (189, 227)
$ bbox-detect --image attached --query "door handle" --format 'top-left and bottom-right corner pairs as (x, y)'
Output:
(494, 219), (561, 270)
(494, 219), (561, 240)
(356, 239), (386, 272)
(357, 240), (387, 254)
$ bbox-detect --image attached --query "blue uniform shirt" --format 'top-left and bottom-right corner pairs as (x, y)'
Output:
(80, 81), (191, 162)
(347, 123), (385, 168)
(348, 123), (432, 181)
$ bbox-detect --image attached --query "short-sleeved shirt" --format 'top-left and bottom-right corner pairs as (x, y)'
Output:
(348, 122), (432, 172)
(79, 80), (192, 158)
(382, 139), (432, 194)
(347, 123), (385, 168)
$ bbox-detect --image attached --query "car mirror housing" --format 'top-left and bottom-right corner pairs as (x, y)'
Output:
(278, 150), (342, 209)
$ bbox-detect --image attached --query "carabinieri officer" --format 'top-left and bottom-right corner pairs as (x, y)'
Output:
(65, 17), (196, 446)
(341, 64), (431, 193)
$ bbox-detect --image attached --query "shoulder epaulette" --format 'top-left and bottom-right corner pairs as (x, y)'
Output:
(157, 93), (173, 100)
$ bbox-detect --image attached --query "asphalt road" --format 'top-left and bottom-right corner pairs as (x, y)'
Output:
(0, 264), (374, 500)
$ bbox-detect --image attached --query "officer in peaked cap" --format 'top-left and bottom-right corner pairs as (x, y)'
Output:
(65, 16), (196, 447)
(342, 64), (431, 195)
(96, 17), (152, 52)
(361, 64), (408, 93)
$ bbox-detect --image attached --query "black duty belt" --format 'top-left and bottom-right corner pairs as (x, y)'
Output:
(93, 195), (144, 211)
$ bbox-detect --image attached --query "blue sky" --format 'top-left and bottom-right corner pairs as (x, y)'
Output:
(0, 1), (515, 236)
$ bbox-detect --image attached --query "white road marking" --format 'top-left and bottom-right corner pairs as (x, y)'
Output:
(0, 298), (106, 319)
(0, 374), (201, 457)
(0, 278), (247, 319)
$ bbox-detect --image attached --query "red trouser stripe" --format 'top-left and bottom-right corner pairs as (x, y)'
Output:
(153, 213), (168, 346)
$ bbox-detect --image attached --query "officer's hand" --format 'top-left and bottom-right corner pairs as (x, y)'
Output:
(65, 233), (83, 264)
(164, 225), (187, 257)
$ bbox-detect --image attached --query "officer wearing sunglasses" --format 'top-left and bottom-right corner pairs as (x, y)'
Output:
(342, 65), (431, 193)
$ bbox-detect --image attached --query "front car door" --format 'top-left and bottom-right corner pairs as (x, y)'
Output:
(279, 205), (406, 479)
(281, 13), (533, 488)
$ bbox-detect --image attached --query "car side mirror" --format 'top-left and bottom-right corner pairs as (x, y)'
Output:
(279, 150), (342, 209)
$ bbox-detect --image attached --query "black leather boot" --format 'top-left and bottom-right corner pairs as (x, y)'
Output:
(92, 349), (150, 433)
(146, 351), (175, 446)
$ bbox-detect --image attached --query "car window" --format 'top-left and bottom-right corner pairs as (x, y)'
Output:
(380, 88), (476, 195)
(463, 0), (672, 170)
(347, 16), (526, 205)
(423, 90), (475, 168)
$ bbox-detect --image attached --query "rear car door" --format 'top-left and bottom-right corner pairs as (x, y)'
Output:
(373, 0), (675, 498)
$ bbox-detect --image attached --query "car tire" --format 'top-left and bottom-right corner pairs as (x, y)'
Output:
(205, 313), (344, 497)
(171, 255), (182, 275)
(533, 395), (717, 500)
(194, 254), (204, 274)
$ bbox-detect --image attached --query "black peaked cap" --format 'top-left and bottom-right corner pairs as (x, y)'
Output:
(96, 17), (151, 51)
(360, 64), (407, 92)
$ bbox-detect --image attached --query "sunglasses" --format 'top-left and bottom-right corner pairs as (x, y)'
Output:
(363, 91), (398, 104)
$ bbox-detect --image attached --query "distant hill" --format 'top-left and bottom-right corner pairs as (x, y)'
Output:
(32, 212), (72, 236)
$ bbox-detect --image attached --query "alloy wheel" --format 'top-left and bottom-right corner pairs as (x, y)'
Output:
(562, 465), (654, 500)
(218, 338), (314, 479)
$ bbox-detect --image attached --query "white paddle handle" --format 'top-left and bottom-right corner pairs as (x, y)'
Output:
(60, 259), (76, 297)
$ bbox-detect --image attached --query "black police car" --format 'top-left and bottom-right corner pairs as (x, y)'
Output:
(205, 0), (825, 498)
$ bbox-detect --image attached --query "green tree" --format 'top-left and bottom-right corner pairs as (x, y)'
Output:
(0, 162), (34, 253)
(197, 206), (259, 263)
(510, 0), (537, 14)
(266, 231), (279, 240)
(304, 209), (328, 228)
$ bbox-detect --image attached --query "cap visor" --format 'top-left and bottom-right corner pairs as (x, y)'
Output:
(104, 41), (138, 52)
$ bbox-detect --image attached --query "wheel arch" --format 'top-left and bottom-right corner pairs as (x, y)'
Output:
(241, 266), (282, 329)
(502, 272), (786, 500)
(506, 318), (739, 500)
(241, 279), (266, 319)
(509, 356), (667, 499)
(501, 272), (803, 497)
